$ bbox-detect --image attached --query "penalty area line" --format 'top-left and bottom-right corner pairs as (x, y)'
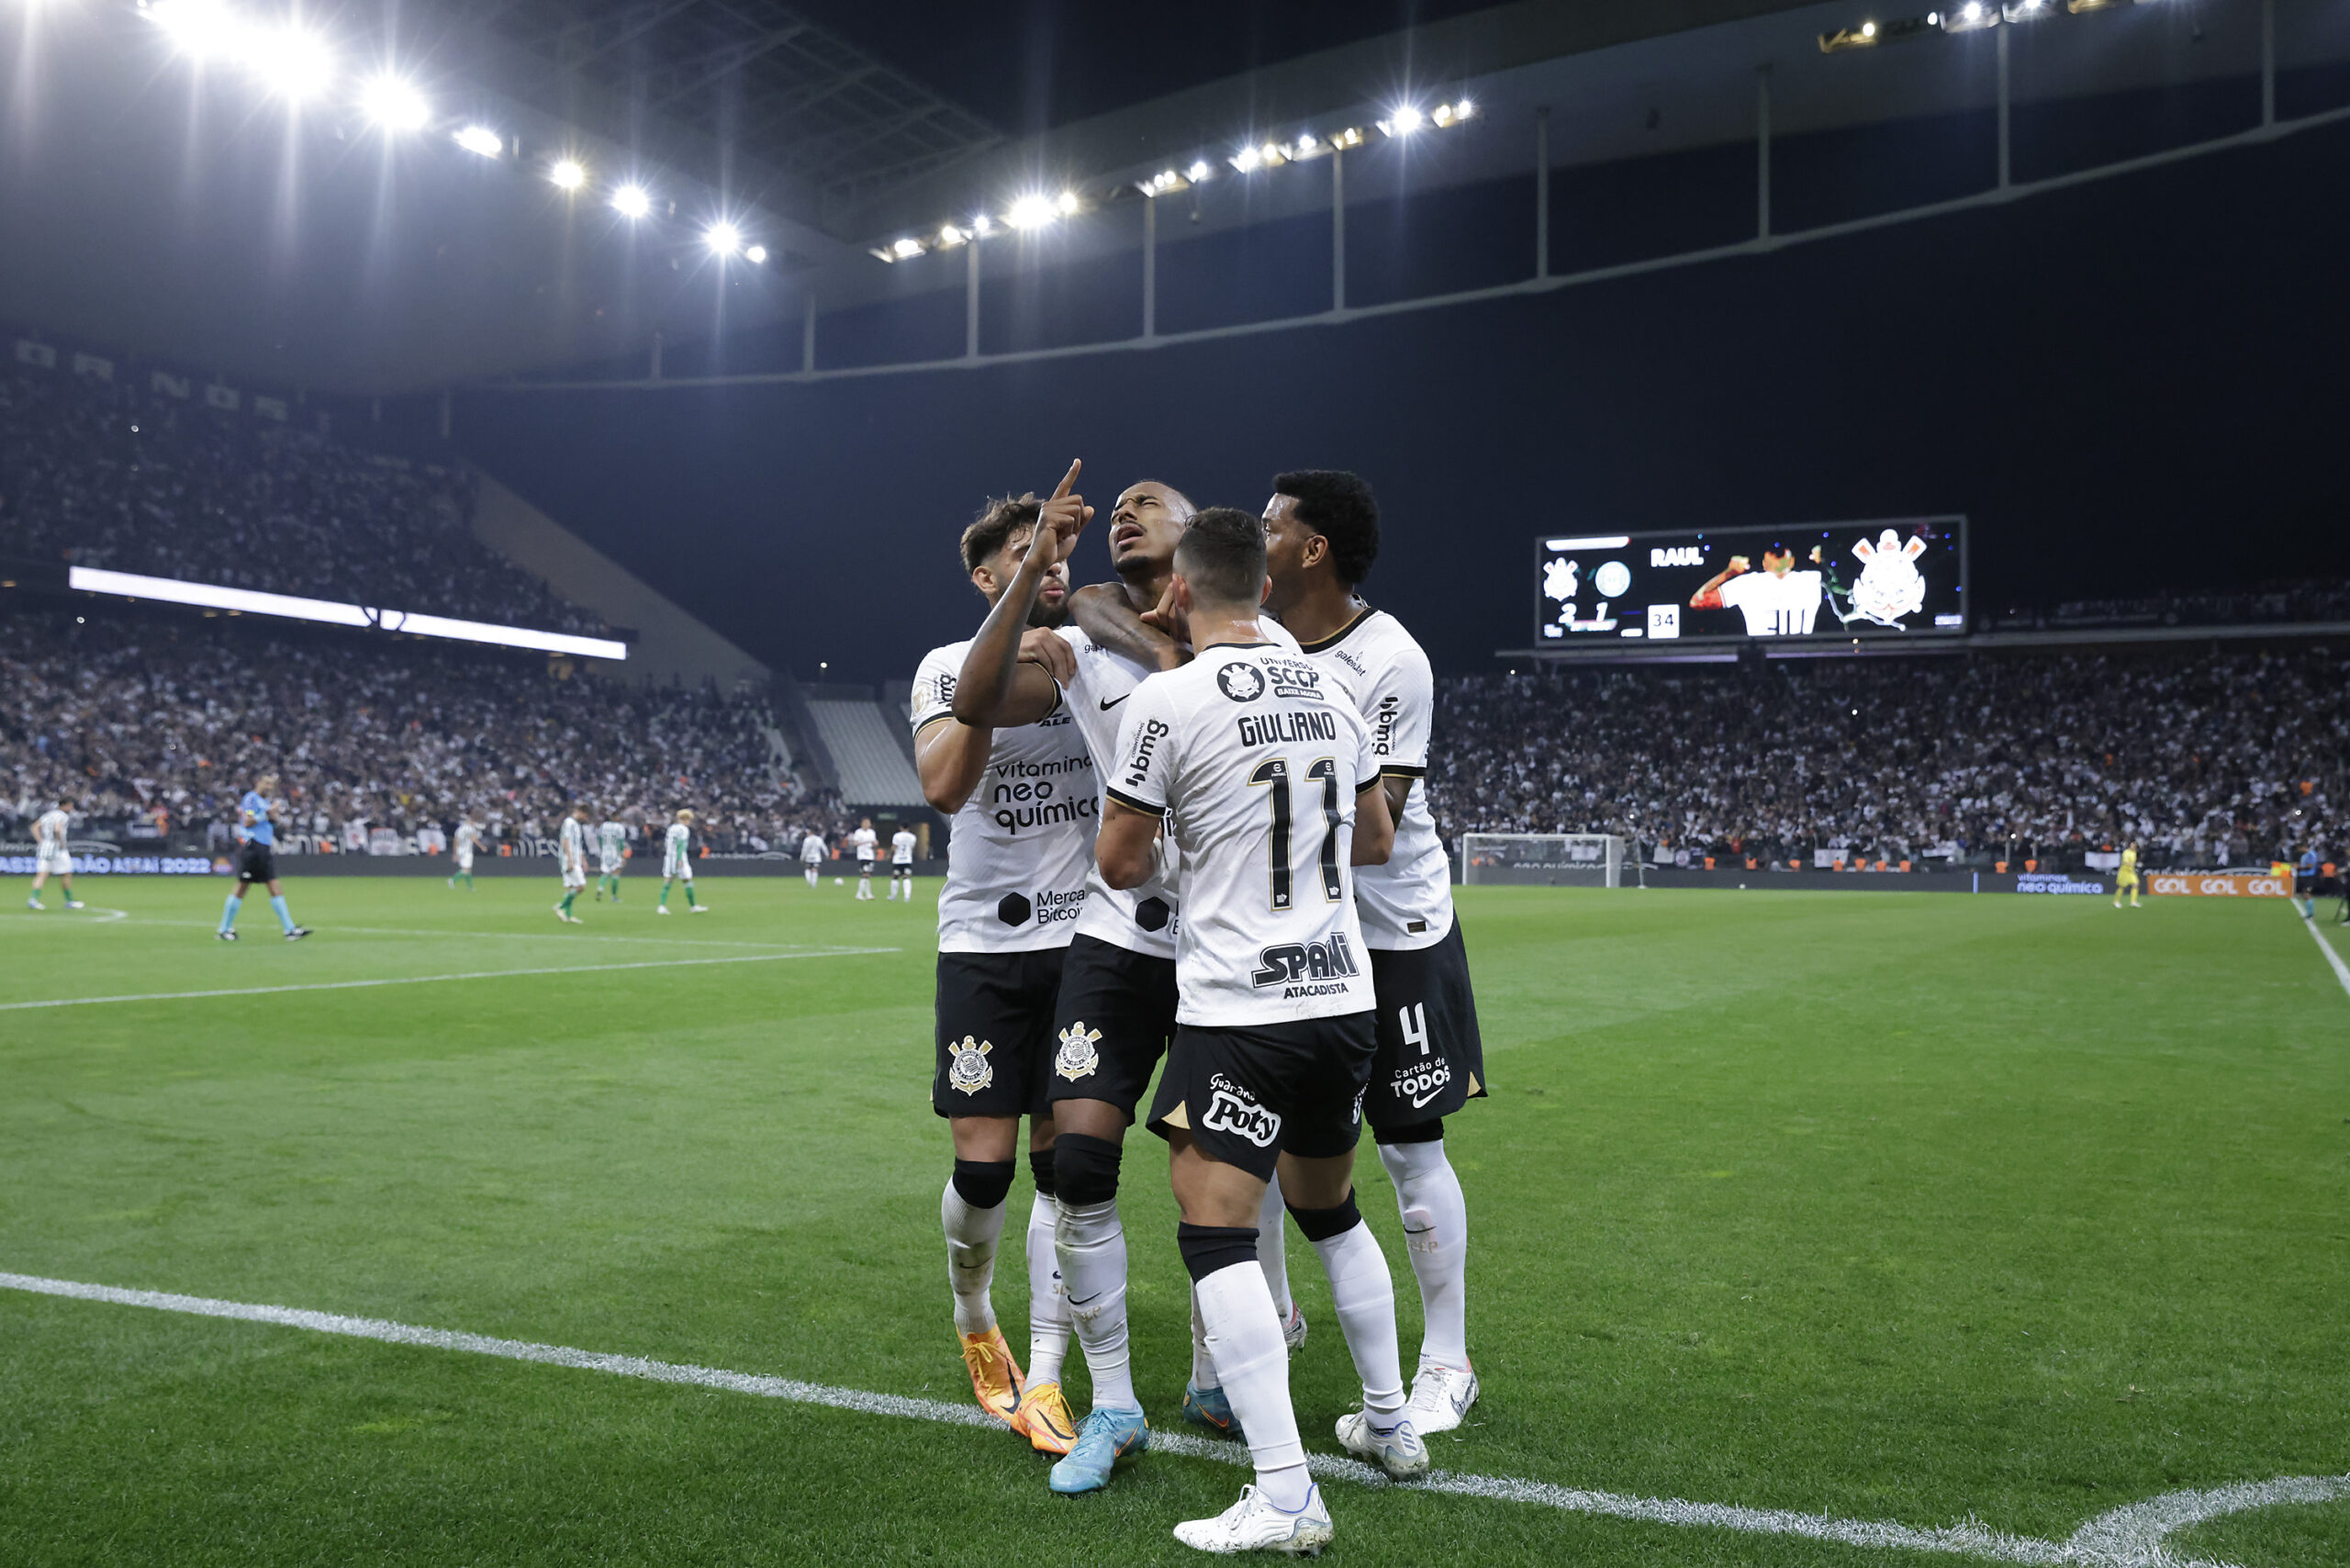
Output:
(0, 1270), (2074, 1563)
(0, 947), (897, 1012)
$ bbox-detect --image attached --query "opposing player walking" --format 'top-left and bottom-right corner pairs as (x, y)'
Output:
(218, 773), (310, 941)
(658, 809), (705, 913)
(910, 472), (1096, 1457)
(554, 804), (589, 923)
(596, 815), (628, 902)
(27, 797), (83, 910)
(1098, 507), (1418, 1553)
(1264, 469), (1488, 1433)
(889, 825), (919, 901)
(450, 815), (484, 890)
(800, 829), (826, 888)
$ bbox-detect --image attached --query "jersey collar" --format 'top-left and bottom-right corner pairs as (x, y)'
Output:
(1294, 604), (1376, 655)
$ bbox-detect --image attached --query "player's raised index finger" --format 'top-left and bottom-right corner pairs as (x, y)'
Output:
(1050, 459), (1081, 500)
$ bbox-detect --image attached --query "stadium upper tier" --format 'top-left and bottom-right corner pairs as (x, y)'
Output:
(0, 365), (599, 636)
(1428, 646), (2347, 873)
(0, 610), (853, 859)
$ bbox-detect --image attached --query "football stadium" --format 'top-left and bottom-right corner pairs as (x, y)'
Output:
(3, 1), (2347, 1562)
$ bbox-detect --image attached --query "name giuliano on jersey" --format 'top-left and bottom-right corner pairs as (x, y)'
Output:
(1718, 568), (1823, 637)
(1051, 618), (1301, 961)
(911, 638), (1096, 955)
(1109, 641), (1380, 1026)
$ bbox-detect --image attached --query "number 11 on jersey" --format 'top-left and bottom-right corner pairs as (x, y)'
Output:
(1248, 755), (1345, 913)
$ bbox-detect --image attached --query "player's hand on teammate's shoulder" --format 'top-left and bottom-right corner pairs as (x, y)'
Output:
(1019, 626), (1076, 685)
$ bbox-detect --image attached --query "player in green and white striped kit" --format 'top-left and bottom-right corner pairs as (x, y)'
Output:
(554, 803), (589, 924)
(595, 816), (628, 902)
(657, 808), (707, 913)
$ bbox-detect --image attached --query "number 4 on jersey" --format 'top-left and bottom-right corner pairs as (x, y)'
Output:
(1399, 1002), (1429, 1057)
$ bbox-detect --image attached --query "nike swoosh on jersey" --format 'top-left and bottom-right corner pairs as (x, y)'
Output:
(1098, 695), (1129, 711)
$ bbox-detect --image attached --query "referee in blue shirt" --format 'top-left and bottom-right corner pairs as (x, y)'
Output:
(218, 772), (310, 941)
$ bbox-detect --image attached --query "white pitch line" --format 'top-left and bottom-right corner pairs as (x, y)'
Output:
(0, 946), (896, 1012)
(6, 1270), (2323, 1567)
(2294, 908), (2350, 1001)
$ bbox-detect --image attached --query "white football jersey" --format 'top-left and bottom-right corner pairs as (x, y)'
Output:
(891, 830), (918, 864)
(800, 834), (825, 864)
(664, 822), (691, 870)
(1053, 617), (1301, 960)
(1292, 608), (1453, 950)
(559, 815), (586, 871)
(1718, 568), (1822, 637)
(1109, 641), (1379, 1027)
(598, 822), (628, 866)
(849, 827), (878, 862)
(912, 638), (1095, 954)
(455, 823), (484, 859)
(35, 809), (71, 853)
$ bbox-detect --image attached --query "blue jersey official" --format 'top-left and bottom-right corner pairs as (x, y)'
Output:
(218, 771), (309, 942)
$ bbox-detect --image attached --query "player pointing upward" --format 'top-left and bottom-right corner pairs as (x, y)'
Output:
(1264, 469), (1489, 1434)
(1098, 507), (1417, 1554)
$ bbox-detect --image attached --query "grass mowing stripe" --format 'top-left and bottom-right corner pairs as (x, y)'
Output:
(2295, 909), (2350, 999)
(0, 946), (897, 1011)
(0, 1270), (2134, 1565)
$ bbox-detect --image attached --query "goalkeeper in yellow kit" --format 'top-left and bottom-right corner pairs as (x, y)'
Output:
(2113, 842), (2141, 908)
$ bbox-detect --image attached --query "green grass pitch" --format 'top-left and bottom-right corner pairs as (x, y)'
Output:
(3, 876), (2345, 1565)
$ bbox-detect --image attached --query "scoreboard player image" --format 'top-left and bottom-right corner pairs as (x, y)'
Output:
(1531, 518), (1964, 647)
(1688, 543), (1823, 637)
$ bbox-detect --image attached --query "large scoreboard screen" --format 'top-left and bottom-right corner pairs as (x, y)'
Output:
(1533, 517), (1966, 649)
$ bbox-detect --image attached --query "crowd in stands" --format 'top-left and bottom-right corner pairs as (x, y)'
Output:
(0, 365), (600, 634)
(0, 610), (860, 860)
(1996, 578), (2350, 631)
(1426, 646), (2349, 870)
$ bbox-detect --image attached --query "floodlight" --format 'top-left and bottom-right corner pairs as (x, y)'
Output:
(971, 213), (993, 236)
(1005, 193), (1057, 229)
(246, 26), (335, 99)
(1863, 19), (1877, 35)
(744, 244), (768, 264)
(453, 124), (502, 158)
(549, 158), (586, 191)
(1229, 145), (1263, 174)
(1186, 160), (1213, 181)
(1942, 0), (1997, 28)
(937, 223), (968, 246)
(358, 74), (430, 133)
(891, 236), (924, 259)
(1055, 189), (1080, 215)
(1330, 127), (1364, 150)
(148, 0), (240, 62)
(705, 220), (743, 256)
(1291, 132), (1321, 157)
(1380, 104), (1426, 136)
(611, 183), (652, 218)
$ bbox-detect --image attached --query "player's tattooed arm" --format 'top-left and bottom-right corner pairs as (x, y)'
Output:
(1095, 798), (1163, 890)
(1070, 580), (1187, 672)
(1688, 554), (1750, 611)
(952, 460), (1090, 728)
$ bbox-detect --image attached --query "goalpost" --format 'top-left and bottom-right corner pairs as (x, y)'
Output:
(1460, 833), (1626, 889)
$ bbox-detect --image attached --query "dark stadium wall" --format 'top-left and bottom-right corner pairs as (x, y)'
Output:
(454, 115), (2350, 686)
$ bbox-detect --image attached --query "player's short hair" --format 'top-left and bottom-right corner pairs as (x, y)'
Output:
(676, 808), (695, 822)
(1175, 507), (1268, 607)
(1271, 469), (1380, 587)
(960, 494), (1042, 577)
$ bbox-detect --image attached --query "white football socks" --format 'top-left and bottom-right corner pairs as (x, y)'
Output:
(1189, 1287), (1221, 1389)
(1194, 1260), (1311, 1510)
(1310, 1219), (1407, 1424)
(1026, 1190), (1069, 1384)
(941, 1176), (1006, 1336)
(1257, 1170), (1294, 1320)
(1055, 1197), (1136, 1409)
(1378, 1137), (1471, 1370)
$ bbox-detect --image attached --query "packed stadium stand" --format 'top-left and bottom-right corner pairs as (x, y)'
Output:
(1427, 645), (2350, 874)
(0, 609), (856, 858)
(0, 364), (600, 634)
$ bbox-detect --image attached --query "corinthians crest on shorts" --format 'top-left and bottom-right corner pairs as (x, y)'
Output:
(1054, 1022), (1102, 1081)
(947, 1036), (995, 1095)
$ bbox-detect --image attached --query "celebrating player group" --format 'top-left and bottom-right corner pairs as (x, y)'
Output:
(909, 461), (1485, 1555)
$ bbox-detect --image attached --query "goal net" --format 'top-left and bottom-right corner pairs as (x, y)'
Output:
(1460, 833), (1625, 888)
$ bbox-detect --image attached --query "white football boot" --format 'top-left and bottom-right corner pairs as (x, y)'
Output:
(1404, 1362), (1480, 1435)
(1172, 1484), (1333, 1556)
(1334, 1410), (1429, 1478)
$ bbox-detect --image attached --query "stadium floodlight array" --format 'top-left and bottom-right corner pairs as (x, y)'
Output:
(67, 567), (629, 662)
(1821, 0), (2163, 50)
(134, 2), (768, 266)
(865, 99), (1474, 264)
